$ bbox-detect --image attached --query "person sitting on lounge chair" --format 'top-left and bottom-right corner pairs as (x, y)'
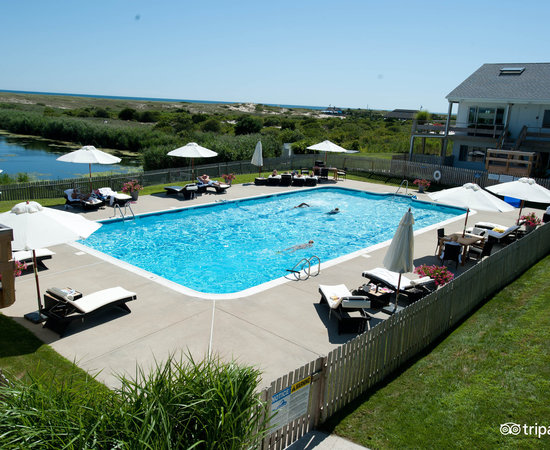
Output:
(198, 174), (221, 187)
(71, 188), (91, 201)
(270, 169), (278, 177)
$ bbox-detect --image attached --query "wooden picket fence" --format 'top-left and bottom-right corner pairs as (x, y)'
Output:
(259, 223), (550, 449)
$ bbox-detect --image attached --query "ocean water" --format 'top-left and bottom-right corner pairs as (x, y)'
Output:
(0, 89), (330, 111)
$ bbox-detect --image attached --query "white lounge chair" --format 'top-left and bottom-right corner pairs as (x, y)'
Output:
(319, 284), (371, 334)
(97, 187), (132, 206)
(42, 286), (137, 336)
(486, 225), (520, 243)
(13, 248), (55, 269)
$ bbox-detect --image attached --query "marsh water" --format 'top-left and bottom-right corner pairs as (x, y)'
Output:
(0, 134), (141, 180)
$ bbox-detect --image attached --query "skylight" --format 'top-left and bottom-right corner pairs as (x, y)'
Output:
(499, 67), (525, 75)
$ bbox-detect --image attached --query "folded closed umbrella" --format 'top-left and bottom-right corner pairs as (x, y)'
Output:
(383, 208), (414, 312)
(251, 141), (263, 177)
(0, 201), (101, 322)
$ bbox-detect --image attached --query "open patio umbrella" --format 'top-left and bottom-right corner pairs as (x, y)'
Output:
(428, 183), (515, 234)
(251, 140), (263, 177)
(0, 201), (101, 323)
(306, 140), (348, 164)
(383, 208), (414, 313)
(57, 145), (121, 192)
(486, 177), (550, 222)
(167, 142), (218, 180)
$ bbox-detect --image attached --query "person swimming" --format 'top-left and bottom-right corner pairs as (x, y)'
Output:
(294, 203), (310, 208)
(327, 208), (340, 214)
(281, 240), (314, 252)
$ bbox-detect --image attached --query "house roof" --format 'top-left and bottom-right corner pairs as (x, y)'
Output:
(384, 109), (418, 120)
(446, 63), (550, 103)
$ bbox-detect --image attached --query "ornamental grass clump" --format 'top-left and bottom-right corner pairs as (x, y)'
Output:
(0, 354), (271, 449)
(414, 264), (454, 286)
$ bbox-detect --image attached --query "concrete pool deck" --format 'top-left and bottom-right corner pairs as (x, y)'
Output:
(3, 179), (543, 390)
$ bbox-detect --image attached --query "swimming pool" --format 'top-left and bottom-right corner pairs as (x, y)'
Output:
(79, 187), (465, 298)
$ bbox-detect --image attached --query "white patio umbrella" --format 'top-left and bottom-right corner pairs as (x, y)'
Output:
(486, 177), (550, 221)
(0, 201), (101, 323)
(383, 208), (415, 313)
(306, 140), (348, 164)
(167, 142), (218, 180)
(251, 140), (263, 177)
(428, 183), (515, 234)
(57, 145), (121, 192)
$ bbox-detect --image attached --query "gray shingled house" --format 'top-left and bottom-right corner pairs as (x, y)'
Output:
(409, 63), (550, 176)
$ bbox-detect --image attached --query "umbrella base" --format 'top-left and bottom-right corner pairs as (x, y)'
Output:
(382, 303), (405, 315)
(24, 311), (46, 324)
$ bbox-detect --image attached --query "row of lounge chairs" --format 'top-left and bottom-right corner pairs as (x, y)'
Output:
(63, 188), (132, 210)
(319, 267), (437, 334)
(164, 178), (231, 199)
(255, 174), (318, 187)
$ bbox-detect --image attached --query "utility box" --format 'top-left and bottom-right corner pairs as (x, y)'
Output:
(0, 226), (15, 309)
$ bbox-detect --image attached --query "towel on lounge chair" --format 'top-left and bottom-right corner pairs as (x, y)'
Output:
(43, 286), (137, 336)
(97, 187), (132, 206)
(64, 189), (104, 210)
(362, 268), (435, 292)
(318, 284), (371, 334)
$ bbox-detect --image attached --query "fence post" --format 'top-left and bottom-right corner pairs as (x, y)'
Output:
(311, 356), (327, 428)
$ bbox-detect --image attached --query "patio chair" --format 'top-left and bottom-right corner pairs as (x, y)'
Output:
(292, 176), (306, 187)
(435, 227), (445, 254)
(439, 241), (462, 268)
(196, 178), (230, 194)
(254, 177), (267, 186)
(63, 189), (104, 210)
(318, 284), (371, 334)
(13, 248), (55, 270)
(42, 286), (137, 336)
(468, 239), (494, 261)
(319, 168), (329, 181)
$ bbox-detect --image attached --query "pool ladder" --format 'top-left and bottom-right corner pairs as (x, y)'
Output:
(395, 179), (409, 196)
(286, 255), (321, 280)
(110, 201), (135, 220)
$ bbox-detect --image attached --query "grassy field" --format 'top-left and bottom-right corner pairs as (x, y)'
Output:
(322, 255), (550, 449)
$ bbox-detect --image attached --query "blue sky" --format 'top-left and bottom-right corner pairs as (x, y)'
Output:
(1, 1), (548, 113)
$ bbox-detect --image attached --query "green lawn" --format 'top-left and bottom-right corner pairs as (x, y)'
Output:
(322, 255), (550, 449)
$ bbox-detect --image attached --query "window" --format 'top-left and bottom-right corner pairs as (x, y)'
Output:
(543, 110), (550, 129)
(468, 106), (505, 126)
(499, 67), (525, 75)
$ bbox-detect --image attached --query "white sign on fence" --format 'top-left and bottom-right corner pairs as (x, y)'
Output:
(270, 376), (311, 431)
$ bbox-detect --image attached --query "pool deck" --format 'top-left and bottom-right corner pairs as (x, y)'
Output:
(3, 179), (543, 389)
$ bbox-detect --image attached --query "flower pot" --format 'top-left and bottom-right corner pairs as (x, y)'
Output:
(131, 191), (139, 201)
(418, 185), (425, 193)
(525, 224), (536, 234)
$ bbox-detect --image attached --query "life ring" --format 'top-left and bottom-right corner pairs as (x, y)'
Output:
(433, 170), (442, 182)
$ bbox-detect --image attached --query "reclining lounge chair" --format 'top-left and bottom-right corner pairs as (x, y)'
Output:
(362, 268), (435, 301)
(13, 248), (55, 270)
(486, 225), (520, 244)
(319, 284), (371, 334)
(64, 189), (104, 210)
(42, 286), (137, 336)
(196, 178), (231, 194)
(97, 187), (132, 206)
(164, 184), (199, 199)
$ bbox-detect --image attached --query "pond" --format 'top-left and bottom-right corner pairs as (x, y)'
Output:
(0, 134), (141, 180)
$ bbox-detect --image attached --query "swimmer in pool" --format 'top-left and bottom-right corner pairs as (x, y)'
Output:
(327, 208), (340, 214)
(294, 203), (310, 208)
(281, 240), (314, 252)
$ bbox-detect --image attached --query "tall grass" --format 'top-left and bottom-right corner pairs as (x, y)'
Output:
(0, 354), (270, 449)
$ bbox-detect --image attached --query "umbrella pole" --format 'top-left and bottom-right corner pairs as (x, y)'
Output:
(23, 249), (44, 324)
(517, 200), (524, 224)
(88, 163), (93, 192)
(462, 208), (470, 237)
(394, 274), (401, 313)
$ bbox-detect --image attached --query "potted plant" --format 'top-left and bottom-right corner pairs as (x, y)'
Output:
(122, 180), (143, 201)
(222, 173), (236, 185)
(520, 212), (541, 233)
(414, 264), (454, 287)
(413, 179), (431, 193)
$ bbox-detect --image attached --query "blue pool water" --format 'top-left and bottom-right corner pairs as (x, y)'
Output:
(81, 187), (464, 295)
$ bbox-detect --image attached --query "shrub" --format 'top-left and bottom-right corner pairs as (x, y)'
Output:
(202, 118), (221, 133)
(235, 115), (263, 135)
(118, 108), (136, 121)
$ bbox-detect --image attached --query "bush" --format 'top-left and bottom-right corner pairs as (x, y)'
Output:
(202, 118), (221, 133)
(118, 108), (136, 121)
(235, 115), (263, 135)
